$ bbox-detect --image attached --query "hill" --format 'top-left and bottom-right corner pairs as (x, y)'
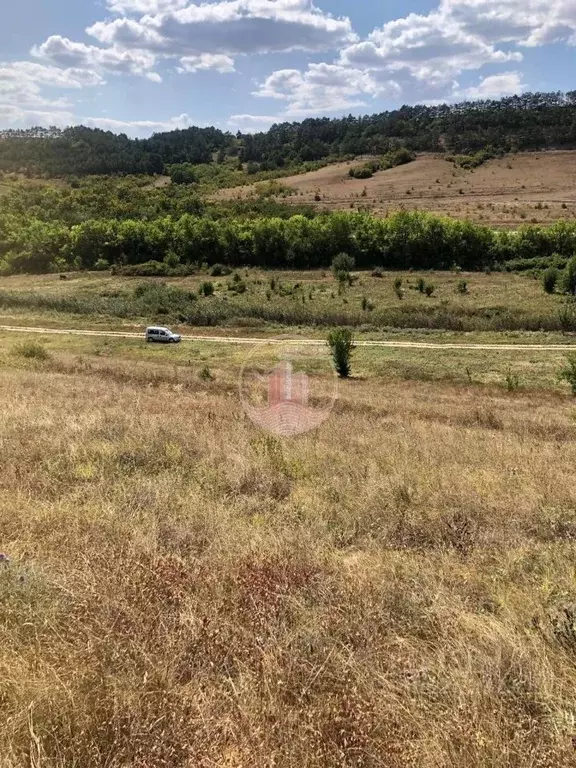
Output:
(2, 90), (576, 177)
(218, 151), (576, 229)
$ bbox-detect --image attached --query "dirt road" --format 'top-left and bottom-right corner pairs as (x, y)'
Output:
(1, 324), (575, 351)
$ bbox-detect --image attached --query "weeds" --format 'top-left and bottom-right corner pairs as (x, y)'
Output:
(12, 341), (50, 360)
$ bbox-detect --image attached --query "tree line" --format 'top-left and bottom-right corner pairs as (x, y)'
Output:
(2, 91), (576, 176)
(2, 209), (576, 275)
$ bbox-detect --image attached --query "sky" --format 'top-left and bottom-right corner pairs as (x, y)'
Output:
(1, 0), (575, 137)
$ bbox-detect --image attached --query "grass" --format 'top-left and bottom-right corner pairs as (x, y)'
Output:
(1, 335), (576, 765)
(0, 269), (573, 334)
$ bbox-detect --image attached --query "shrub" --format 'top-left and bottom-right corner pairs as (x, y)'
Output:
(327, 328), (354, 379)
(210, 263), (232, 277)
(559, 355), (576, 395)
(371, 268), (384, 278)
(504, 369), (520, 392)
(94, 258), (110, 271)
(117, 261), (169, 277)
(558, 299), (576, 332)
(331, 253), (355, 281)
(457, 280), (468, 294)
(12, 341), (50, 360)
(416, 277), (426, 293)
(425, 284), (435, 297)
(199, 366), (213, 381)
(394, 277), (403, 290)
(543, 267), (559, 294)
(199, 281), (215, 297)
(562, 256), (576, 295)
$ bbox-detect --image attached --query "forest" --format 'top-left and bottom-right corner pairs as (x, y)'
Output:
(1, 174), (576, 275)
(1, 90), (576, 177)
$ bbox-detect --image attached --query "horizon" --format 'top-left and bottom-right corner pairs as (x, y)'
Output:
(2, 87), (575, 140)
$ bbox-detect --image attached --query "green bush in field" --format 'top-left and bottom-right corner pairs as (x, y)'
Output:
(328, 328), (354, 378)
(210, 263), (232, 277)
(562, 256), (576, 295)
(559, 355), (576, 395)
(457, 280), (468, 294)
(199, 281), (215, 297)
(542, 267), (559, 294)
(12, 341), (50, 360)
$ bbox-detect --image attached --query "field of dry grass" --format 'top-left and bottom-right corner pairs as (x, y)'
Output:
(2, 333), (576, 766)
(216, 152), (576, 228)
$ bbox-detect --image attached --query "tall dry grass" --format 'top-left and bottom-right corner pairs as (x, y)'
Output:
(1, 355), (576, 766)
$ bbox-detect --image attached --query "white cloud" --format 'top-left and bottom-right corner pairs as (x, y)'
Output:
(340, 11), (522, 87)
(442, 0), (576, 48)
(455, 71), (528, 99)
(32, 35), (160, 79)
(88, 0), (357, 56)
(177, 54), (235, 73)
(106, 0), (188, 13)
(0, 61), (103, 128)
(0, 104), (76, 128)
(81, 112), (196, 135)
(0, 105), (198, 137)
(227, 113), (280, 131)
(254, 63), (401, 115)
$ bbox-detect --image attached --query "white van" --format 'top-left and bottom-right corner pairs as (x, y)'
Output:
(145, 326), (182, 344)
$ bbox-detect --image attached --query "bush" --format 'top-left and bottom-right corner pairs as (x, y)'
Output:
(457, 280), (468, 295)
(543, 267), (559, 294)
(558, 299), (576, 332)
(12, 341), (50, 360)
(327, 328), (354, 378)
(562, 256), (576, 295)
(117, 261), (169, 277)
(94, 258), (110, 271)
(210, 263), (232, 277)
(559, 355), (576, 395)
(199, 281), (215, 297)
(416, 277), (426, 293)
(228, 280), (247, 294)
(504, 369), (520, 392)
(199, 366), (213, 381)
(371, 268), (384, 278)
(332, 253), (355, 280)
(425, 284), (435, 297)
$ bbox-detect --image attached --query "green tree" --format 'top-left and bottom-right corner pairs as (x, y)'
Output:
(331, 252), (355, 284)
(328, 328), (354, 378)
(542, 266), (559, 294)
(563, 256), (576, 295)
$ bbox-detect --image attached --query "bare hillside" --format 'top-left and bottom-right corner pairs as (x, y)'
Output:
(218, 151), (576, 228)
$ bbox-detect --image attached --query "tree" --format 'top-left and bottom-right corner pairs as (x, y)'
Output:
(328, 328), (354, 378)
(543, 266), (559, 294)
(331, 253), (355, 283)
(563, 256), (576, 295)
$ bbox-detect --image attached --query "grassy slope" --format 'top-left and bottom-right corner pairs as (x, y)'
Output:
(0, 269), (569, 335)
(216, 151), (576, 228)
(1, 339), (576, 765)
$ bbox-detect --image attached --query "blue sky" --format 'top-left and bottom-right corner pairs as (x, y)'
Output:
(1, 0), (575, 136)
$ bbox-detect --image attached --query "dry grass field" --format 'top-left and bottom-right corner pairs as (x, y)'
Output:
(2, 336), (576, 766)
(217, 152), (576, 228)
